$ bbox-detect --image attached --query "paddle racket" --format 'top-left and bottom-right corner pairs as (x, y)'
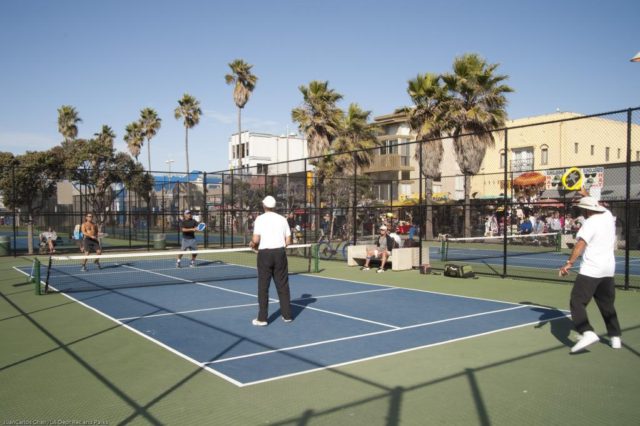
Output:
(196, 223), (206, 231)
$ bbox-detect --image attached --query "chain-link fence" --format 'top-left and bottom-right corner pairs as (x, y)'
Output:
(1, 108), (638, 288)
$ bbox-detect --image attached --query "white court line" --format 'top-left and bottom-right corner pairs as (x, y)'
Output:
(121, 264), (258, 299)
(116, 302), (259, 321)
(242, 313), (570, 387)
(206, 305), (528, 365)
(116, 287), (397, 322)
(10, 265), (244, 387)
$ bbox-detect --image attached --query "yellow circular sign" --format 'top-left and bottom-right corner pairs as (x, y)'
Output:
(561, 167), (583, 191)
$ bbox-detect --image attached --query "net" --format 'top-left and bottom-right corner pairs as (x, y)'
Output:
(442, 233), (561, 262)
(41, 244), (317, 293)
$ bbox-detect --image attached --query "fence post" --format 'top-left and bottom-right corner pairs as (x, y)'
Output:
(221, 172), (226, 248)
(353, 152), (358, 246)
(12, 164), (17, 257)
(418, 140), (423, 268)
(203, 171), (208, 249)
(624, 109), (632, 290)
(503, 128), (509, 278)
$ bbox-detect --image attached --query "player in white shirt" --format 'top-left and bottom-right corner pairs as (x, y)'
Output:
(559, 196), (622, 353)
(249, 196), (293, 326)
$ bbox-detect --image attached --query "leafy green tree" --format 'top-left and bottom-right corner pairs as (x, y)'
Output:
(124, 121), (144, 161)
(404, 73), (450, 240)
(442, 53), (513, 237)
(62, 134), (152, 230)
(0, 150), (65, 253)
(139, 108), (162, 172)
(57, 105), (82, 143)
(225, 59), (258, 170)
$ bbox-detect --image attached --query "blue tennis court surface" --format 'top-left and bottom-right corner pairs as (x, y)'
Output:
(431, 245), (640, 276)
(16, 261), (569, 387)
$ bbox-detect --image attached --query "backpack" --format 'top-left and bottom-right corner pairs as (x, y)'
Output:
(444, 264), (476, 279)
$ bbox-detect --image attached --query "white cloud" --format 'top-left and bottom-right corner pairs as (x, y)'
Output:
(0, 132), (58, 154)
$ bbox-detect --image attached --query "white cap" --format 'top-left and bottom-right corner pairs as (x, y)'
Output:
(379, 225), (388, 230)
(262, 196), (276, 208)
(184, 209), (191, 214)
(576, 196), (605, 212)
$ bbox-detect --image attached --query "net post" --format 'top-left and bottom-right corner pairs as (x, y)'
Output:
(34, 258), (41, 295)
(312, 244), (319, 273)
(555, 232), (561, 252)
(441, 239), (447, 262)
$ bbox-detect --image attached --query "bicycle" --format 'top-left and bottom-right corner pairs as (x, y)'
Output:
(317, 232), (351, 261)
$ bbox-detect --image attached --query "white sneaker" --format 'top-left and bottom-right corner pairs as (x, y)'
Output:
(252, 319), (268, 326)
(570, 330), (600, 353)
(611, 336), (622, 349)
(361, 266), (370, 271)
(377, 268), (385, 273)
(176, 261), (181, 268)
(282, 317), (293, 323)
(190, 261), (195, 268)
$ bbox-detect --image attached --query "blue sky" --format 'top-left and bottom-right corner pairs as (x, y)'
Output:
(1, 0), (638, 173)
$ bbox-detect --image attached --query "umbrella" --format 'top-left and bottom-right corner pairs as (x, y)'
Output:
(537, 198), (565, 208)
(513, 172), (546, 187)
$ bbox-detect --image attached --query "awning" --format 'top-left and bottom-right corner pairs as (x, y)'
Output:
(513, 172), (546, 187)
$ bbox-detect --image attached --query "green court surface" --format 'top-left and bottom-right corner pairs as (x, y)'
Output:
(1, 254), (639, 425)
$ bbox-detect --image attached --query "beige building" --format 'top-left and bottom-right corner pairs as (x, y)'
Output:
(473, 111), (640, 200)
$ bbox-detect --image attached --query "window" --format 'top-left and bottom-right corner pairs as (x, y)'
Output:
(618, 148), (621, 159)
(499, 150), (506, 169)
(590, 145), (595, 156)
(574, 143), (579, 154)
(540, 145), (549, 165)
(605, 147), (610, 162)
(636, 151), (639, 161)
(257, 163), (267, 174)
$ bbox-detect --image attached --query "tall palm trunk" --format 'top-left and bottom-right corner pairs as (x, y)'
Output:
(425, 178), (434, 240)
(147, 139), (151, 174)
(237, 107), (247, 244)
(464, 175), (471, 237)
(184, 126), (190, 208)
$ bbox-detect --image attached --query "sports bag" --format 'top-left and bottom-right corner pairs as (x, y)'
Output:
(444, 263), (475, 278)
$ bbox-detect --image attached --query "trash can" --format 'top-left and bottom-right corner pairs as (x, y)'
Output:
(153, 233), (166, 250)
(0, 235), (11, 256)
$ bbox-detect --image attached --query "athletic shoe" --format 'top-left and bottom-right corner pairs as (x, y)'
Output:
(252, 319), (268, 326)
(377, 268), (385, 273)
(361, 266), (370, 271)
(282, 317), (293, 323)
(176, 261), (181, 268)
(95, 263), (101, 270)
(190, 261), (195, 268)
(81, 265), (87, 272)
(611, 336), (622, 349)
(570, 330), (600, 353)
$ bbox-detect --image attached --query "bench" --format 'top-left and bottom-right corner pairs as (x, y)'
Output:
(347, 245), (429, 271)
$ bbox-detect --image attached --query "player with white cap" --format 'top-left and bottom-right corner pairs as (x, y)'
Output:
(249, 195), (293, 326)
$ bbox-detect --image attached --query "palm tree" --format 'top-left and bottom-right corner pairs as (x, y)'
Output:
(174, 93), (202, 208)
(124, 121), (144, 162)
(224, 59), (258, 170)
(330, 103), (380, 241)
(442, 53), (513, 237)
(174, 93), (202, 177)
(404, 73), (450, 240)
(291, 80), (343, 165)
(57, 105), (82, 143)
(139, 108), (162, 173)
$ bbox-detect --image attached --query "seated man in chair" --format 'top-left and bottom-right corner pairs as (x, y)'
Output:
(361, 225), (395, 273)
(39, 227), (58, 254)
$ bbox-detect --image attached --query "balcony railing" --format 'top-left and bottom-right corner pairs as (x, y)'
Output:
(510, 158), (534, 172)
(363, 154), (413, 173)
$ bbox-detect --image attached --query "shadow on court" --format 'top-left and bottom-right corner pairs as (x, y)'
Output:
(520, 301), (574, 347)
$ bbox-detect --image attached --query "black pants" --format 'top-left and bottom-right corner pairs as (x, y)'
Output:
(570, 274), (621, 336)
(256, 248), (291, 322)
